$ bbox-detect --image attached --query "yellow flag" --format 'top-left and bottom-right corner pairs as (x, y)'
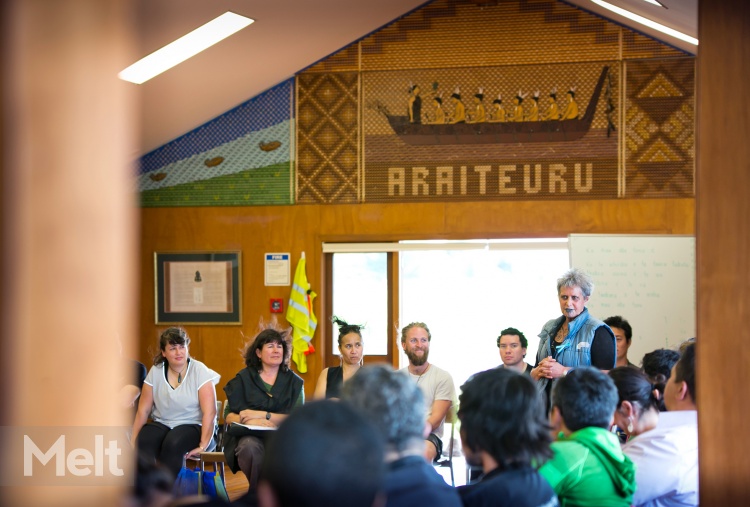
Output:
(286, 253), (317, 373)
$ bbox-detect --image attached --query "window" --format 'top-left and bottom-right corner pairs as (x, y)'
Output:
(324, 239), (569, 387)
(399, 245), (568, 387)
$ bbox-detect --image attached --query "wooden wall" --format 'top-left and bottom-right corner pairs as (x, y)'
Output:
(139, 198), (695, 398)
(696, 0), (750, 503)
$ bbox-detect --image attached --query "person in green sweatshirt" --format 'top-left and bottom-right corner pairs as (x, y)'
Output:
(539, 367), (636, 507)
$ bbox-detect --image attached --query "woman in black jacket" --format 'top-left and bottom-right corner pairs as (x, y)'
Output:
(223, 324), (304, 488)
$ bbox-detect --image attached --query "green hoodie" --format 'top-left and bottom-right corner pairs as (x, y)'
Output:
(539, 427), (636, 507)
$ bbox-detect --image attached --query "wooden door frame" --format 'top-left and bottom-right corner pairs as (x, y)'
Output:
(323, 251), (398, 369)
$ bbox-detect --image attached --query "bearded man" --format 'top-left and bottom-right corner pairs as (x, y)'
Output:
(399, 322), (457, 462)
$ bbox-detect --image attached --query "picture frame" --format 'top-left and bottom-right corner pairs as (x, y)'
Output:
(155, 251), (242, 324)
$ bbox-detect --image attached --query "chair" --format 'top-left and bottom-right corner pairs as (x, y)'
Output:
(433, 407), (457, 486)
(199, 400), (228, 485)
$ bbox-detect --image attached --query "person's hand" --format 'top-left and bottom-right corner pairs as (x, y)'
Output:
(239, 409), (255, 424)
(186, 447), (203, 459)
(544, 359), (568, 379)
(536, 357), (559, 379)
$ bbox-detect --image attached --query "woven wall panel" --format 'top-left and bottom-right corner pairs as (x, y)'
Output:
(622, 31), (687, 60)
(362, 0), (621, 70)
(306, 0), (687, 73)
(363, 61), (619, 202)
(138, 81), (294, 207)
(297, 72), (360, 204)
(624, 58), (694, 198)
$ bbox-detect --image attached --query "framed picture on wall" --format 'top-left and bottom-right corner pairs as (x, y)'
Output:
(155, 251), (241, 324)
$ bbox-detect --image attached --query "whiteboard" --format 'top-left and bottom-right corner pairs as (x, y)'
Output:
(569, 234), (695, 366)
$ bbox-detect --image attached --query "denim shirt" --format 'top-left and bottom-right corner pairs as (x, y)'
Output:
(535, 308), (614, 396)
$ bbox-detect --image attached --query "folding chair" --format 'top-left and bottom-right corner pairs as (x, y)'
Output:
(199, 400), (228, 486)
(433, 407), (457, 486)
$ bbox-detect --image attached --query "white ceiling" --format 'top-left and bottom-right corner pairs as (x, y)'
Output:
(131, 0), (696, 157)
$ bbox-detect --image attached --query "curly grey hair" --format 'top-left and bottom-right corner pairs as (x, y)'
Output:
(557, 268), (594, 298)
(341, 365), (425, 453)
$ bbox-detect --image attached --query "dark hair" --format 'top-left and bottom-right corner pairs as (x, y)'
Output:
(497, 327), (528, 348)
(153, 327), (190, 365)
(134, 451), (174, 502)
(641, 348), (680, 410)
(642, 348), (680, 383)
(342, 365), (424, 452)
(551, 367), (618, 431)
(332, 316), (364, 347)
(604, 316), (632, 342)
(244, 327), (291, 372)
(608, 367), (660, 413)
(261, 401), (384, 507)
(400, 322), (431, 343)
(459, 368), (552, 469)
(674, 342), (696, 403)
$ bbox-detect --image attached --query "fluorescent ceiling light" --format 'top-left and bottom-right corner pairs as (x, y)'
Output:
(119, 12), (254, 84)
(640, 0), (665, 7)
(591, 0), (698, 46)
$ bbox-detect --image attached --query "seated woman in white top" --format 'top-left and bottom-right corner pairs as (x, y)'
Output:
(609, 366), (698, 507)
(131, 327), (220, 477)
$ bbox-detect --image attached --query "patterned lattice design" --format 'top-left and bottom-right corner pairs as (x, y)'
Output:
(624, 58), (694, 198)
(307, 45), (359, 72)
(304, 0), (687, 74)
(622, 31), (689, 60)
(137, 80), (294, 207)
(362, 61), (619, 202)
(297, 72), (360, 204)
(139, 80), (293, 175)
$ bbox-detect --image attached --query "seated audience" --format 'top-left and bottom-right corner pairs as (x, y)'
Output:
(539, 367), (635, 507)
(132, 327), (220, 477)
(604, 316), (637, 368)
(497, 327), (533, 375)
(400, 321), (457, 462)
(609, 367), (661, 441)
(342, 365), (462, 507)
(223, 323), (304, 489)
(313, 316), (364, 399)
(257, 400), (385, 507)
(622, 343), (698, 506)
(641, 348), (680, 411)
(122, 359), (148, 409)
(457, 368), (558, 507)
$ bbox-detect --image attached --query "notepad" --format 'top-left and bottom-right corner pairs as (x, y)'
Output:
(230, 422), (276, 431)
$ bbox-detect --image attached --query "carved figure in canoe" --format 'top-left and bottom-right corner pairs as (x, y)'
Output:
(381, 66), (609, 145)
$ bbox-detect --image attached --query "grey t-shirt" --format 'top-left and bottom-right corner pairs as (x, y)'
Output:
(401, 364), (456, 440)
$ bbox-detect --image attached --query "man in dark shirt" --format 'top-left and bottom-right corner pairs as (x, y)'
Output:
(457, 368), (558, 507)
(497, 327), (533, 375)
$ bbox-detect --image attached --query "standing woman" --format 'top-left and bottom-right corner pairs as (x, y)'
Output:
(223, 324), (304, 488)
(531, 268), (616, 410)
(314, 316), (364, 400)
(132, 327), (220, 477)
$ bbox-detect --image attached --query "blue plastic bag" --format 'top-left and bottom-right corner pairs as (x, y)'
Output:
(203, 470), (230, 501)
(173, 455), (202, 497)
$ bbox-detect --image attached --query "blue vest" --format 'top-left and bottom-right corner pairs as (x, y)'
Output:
(535, 308), (614, 395)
